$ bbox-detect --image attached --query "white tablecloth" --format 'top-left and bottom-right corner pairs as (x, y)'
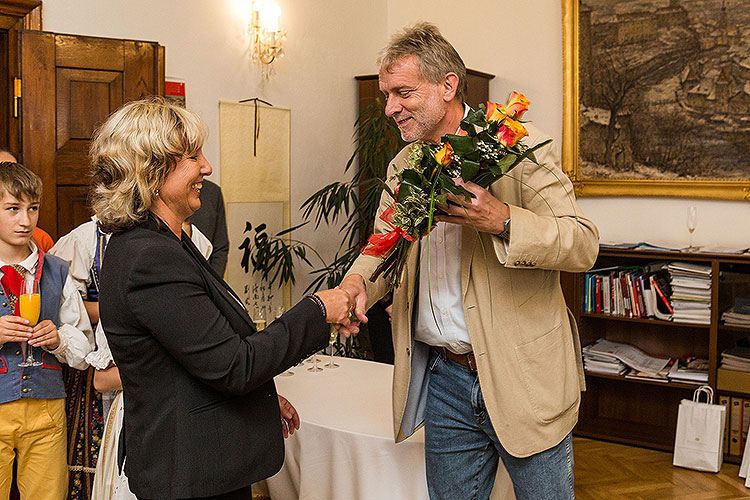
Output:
(257, 356), (515, 500)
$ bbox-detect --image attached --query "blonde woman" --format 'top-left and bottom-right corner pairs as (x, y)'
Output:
(91, 97), (355, 500)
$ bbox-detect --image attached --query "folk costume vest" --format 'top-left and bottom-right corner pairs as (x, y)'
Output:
(0, 250), (68, 403)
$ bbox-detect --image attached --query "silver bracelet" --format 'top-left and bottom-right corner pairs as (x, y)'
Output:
(306, 294), (327, 320)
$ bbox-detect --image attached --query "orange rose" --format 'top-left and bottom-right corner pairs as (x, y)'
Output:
(496, 116), (528, 147)
(505, 92), (530, 119)
(484, 101), (508, 123)
(433, 143), (454, 165)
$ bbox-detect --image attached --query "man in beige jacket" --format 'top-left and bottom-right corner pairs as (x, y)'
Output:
(337, 23), (599, 500)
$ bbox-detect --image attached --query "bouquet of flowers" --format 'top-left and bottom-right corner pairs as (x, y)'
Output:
(361, 92), (552, 290)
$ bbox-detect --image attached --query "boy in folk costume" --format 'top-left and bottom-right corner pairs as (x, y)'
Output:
(0, 162), (94, 500)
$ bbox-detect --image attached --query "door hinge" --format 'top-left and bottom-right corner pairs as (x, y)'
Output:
(13, 78), (21, 119)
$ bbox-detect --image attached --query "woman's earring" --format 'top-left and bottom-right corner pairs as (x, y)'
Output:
(155, 189), (160, 197)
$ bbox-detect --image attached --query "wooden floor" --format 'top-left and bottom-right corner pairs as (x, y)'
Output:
(574, 437), (750, 499)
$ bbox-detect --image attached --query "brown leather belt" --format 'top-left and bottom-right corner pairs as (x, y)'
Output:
(435, 347), (477, 373)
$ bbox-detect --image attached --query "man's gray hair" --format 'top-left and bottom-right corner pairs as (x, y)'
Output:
(378, 22), (467, 103)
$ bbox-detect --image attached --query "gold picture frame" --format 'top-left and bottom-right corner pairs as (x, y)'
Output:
(562, 0), (750, 200)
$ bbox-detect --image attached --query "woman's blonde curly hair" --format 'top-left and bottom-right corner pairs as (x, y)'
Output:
(90, 97), (207, 233)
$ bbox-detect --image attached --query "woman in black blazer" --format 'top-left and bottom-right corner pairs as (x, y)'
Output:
(91, 97), (355, 500)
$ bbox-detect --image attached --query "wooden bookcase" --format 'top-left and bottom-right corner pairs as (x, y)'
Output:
(563, 247), (750, 463)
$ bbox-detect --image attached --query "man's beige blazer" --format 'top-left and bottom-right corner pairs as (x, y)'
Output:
(347, 124), (599, 457)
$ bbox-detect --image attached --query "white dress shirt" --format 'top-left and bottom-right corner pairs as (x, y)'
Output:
(414, 105), (473, 354)
(0, 241), (94, 369)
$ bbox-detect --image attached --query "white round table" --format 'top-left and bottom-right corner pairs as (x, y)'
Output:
(256, 356), (515, 500)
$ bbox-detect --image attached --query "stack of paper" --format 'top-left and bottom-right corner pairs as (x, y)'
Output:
(722, 310), (750, 327)
(668, 262), (711, 324)
(722, 297), (750, 327)
(667, 357), (709, 383)
(583, 339), (671, 376)
(720, 346), (750, 373)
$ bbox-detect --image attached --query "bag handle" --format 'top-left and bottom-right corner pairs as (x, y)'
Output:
(692, 385), (714, 404)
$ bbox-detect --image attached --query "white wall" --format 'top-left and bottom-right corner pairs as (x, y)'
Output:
(43, 0), (750, 299)
(386, 0), (750, 250)
(43, 0), (386, 298)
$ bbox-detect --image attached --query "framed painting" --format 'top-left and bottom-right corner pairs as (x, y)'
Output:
(562, 0), (750, 199)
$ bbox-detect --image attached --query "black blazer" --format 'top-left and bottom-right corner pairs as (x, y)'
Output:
(99, 215), (328, 499)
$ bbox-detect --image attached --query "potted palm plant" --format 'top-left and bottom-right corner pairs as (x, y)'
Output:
(246, 98), (405, 359)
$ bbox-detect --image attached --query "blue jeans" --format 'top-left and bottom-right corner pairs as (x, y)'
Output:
(424, 352), (575, 500)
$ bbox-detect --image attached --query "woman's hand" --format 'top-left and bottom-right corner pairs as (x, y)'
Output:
(278, 395), (300, 438)
(314, 288), (356, 332)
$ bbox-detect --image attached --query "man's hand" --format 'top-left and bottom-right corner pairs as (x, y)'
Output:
(335, 274), (368, 337)
(313, 288), (355, 331)
(434, 179), (510, 234)
(0, 315), (32, 345)
(278, 394), (300, 438)
(29, 319), (60, 350)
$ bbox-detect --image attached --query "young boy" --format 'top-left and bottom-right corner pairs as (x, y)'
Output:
(0, 162), (94, 500)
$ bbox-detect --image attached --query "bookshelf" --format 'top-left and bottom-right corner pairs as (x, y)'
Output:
(562, 247), (750, 463)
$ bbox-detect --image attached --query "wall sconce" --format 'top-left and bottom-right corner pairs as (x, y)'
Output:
(249, 0), (285, 66)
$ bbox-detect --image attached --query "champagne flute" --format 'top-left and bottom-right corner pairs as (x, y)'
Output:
(686, 206), (697, 251)
(307, 350), (323, 372)
(18, 277), (40, 367)
(276, 306), (295, 377)
(325, 326), (340, 369)
(253, 304), (267, 331)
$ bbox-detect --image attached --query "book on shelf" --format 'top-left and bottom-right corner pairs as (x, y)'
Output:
(719, 394), (730, 455)
(667, 356), (709, 383)
(583, 262), (680, 320)
(730, 398), (743, 456)
(584, 262), (712, 325)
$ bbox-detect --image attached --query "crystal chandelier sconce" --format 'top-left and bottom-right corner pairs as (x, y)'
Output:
(249, 0), (285, 66)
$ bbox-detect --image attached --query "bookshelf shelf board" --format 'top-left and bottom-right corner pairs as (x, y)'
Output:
(580, 312), (710, 329)
(566, 246), (750, 455)
(724, 453), (742, 465)
(719, 324), (750, 334)
(584, 371), (704, 390)
(574, 418), (676, 452)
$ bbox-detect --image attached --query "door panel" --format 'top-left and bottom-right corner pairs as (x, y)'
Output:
(57, 186), (91, 238)
(56, 68), (123, 148)
(55, 34), (124, 71)
(19, 30), (55, 233)
(21, 31), (164, 238)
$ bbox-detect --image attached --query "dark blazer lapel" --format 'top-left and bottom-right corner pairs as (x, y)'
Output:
(181, 234), (256, 331)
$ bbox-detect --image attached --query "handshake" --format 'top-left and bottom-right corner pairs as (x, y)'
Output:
(312, 275), (368, 338)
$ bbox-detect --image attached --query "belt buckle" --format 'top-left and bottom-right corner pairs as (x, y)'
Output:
(465, 353), (477, 373)
(436, 347), (448, 361)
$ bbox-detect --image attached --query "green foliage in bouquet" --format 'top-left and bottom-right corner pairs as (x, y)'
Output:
(363, 94), (552, 289)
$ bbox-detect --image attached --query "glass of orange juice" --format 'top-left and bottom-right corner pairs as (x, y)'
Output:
(18, 278), (41, 367)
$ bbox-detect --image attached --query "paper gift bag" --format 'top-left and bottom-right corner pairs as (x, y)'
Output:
(673, 385), (726, 472)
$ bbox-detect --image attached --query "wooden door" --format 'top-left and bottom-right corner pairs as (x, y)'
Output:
(20, 31), (164, 238)
(0, 0), (41, 157)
